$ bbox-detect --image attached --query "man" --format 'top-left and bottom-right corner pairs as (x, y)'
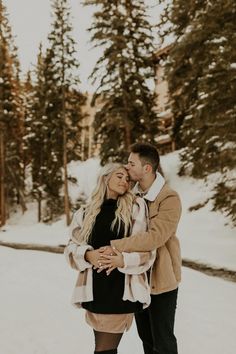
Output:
(104, 142), (181, 354)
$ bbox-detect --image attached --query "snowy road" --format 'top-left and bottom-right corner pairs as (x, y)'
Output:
(0, 247), (236, 354)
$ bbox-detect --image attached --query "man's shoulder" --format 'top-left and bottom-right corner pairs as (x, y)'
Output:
(153, 183), (180, 203)
(148, 184), (181, 218)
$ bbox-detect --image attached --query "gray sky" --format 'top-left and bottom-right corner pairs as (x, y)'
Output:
(5, 0), (162, 92)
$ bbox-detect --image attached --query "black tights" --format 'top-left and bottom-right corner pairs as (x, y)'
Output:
(93, 330), (123, 353)
(94, 351), (117, 354)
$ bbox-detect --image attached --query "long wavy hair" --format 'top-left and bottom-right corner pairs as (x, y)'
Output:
(74, 163), (135, 244)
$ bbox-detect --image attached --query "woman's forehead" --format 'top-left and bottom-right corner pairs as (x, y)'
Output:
(114, 167), (128, 176)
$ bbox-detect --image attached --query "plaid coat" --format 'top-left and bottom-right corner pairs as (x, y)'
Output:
(64, 197), (156, 309)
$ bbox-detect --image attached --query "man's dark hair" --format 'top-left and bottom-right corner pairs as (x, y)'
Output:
(130, 142), (160, 172)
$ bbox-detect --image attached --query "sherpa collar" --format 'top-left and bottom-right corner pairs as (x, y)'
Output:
(133, 172), (165, 202)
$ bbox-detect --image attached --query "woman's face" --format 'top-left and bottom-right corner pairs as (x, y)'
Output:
(106, 167), (130, 199)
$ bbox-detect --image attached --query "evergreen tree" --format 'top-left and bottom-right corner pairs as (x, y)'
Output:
(27, 0), (85, 222)
(84, 0), (158, 164)
(158, 0), (236, 224)
(22, 71), (35, 165)
(23, 46), (49, 221)
(0, 0), (25, 225)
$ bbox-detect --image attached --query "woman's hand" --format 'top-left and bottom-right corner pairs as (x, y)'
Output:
(85, 249), (102, 268)
(97, 248), (124, 275)
(85, 247), (115, 269)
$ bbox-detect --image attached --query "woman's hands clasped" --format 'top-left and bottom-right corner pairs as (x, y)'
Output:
(86, 246), (124, 275)
(97, 246), (124, 275)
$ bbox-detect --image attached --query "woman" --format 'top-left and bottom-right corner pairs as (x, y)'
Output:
(64, 163), (155, 354)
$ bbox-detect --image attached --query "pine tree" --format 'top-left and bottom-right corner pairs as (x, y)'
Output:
(0, 0), (25, 225)
(23, 46), (49, 221)
(22, 71), (36, 169)
(84, 0), (158, 164)
(158, 0), (236, 224)
(27, 0), (85, 222)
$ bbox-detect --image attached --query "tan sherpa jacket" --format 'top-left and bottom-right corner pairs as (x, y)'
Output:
(111, 175), (182, 295)
(64, 197), (156, 308)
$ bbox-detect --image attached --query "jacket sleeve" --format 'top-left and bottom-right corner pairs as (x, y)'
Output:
(118, 250), (156, 274)
(64, 208), (94, 271)
(118, 197), (156, 274)
(111, 192), (181, 252)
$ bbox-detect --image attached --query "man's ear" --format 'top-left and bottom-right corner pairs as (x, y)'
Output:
(144, 164), (152, 173)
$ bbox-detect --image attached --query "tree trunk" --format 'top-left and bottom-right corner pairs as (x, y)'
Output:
(61, 19), (70, 226)
(124, 122), (131, 150)
(63, 125), (70, 226)
(0, 123), (6, 226)
(7, 165), (27, 213)
(38, 191), (42, 222)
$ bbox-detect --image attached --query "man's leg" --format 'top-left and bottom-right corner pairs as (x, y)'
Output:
(149, 288), (178, 354)
(135, 307), (156, 354)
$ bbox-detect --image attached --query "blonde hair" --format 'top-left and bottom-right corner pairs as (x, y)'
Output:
(75, 163), (134, 244)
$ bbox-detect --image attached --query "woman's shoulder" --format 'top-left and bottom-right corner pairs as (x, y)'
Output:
(133, 196), (147, 208)
(71, 205), (87, 224)
(132, 196), (148, 219)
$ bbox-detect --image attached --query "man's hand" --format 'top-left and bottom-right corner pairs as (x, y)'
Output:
(85, 246), (115, 269)
(98, 248), (124, 275)
(98, 245), (114, 256)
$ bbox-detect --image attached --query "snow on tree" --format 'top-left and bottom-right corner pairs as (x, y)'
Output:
(158, 0), (236, 225)
(84, 0), (159, 164)
(25, 0), (86, 222)
(0, 0), (26, 225)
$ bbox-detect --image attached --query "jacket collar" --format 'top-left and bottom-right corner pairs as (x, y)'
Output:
(133, 172), (165, 202)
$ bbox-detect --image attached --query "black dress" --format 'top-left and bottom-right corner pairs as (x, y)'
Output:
(82, 198), (142, 314)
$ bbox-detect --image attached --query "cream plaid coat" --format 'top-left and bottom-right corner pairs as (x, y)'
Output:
(64, 197), (156, 309)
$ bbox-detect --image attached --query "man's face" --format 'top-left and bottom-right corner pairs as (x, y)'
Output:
(126, 153), (145, 182)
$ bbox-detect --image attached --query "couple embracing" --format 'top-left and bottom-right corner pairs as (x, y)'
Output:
(64, 142), (182, 354)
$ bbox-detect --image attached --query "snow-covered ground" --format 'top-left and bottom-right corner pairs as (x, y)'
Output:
(1, 151), (235, 270)
(1, 246), (236, 354)
(0, 151), (236, 354)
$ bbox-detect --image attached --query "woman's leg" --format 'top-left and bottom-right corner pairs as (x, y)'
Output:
(93, 330), (123, 353)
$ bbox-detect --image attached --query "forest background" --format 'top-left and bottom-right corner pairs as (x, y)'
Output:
(0, 0), (235, 228)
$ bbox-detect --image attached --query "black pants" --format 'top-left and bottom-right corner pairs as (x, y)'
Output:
(135, 288), (178, 354)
